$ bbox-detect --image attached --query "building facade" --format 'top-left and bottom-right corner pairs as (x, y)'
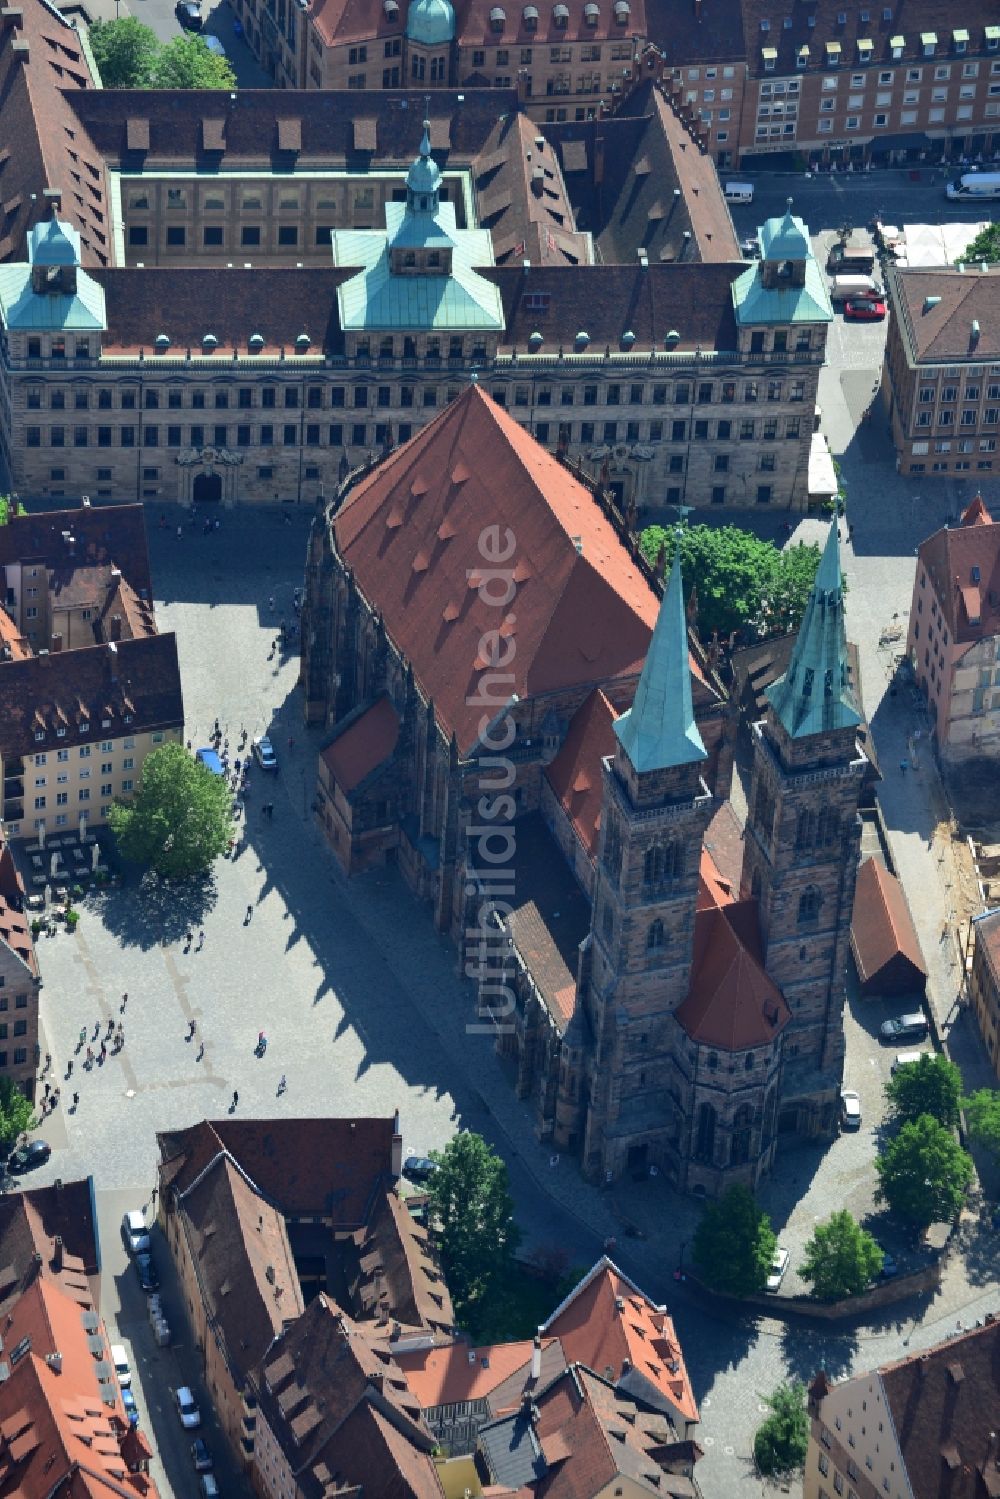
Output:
(905, 494), (1000, 759)
(969, 906), (1000, 1079)
(0, 7), (830, 517)
(884, 264), (1000, 481)
(0, 842), (41, 1100)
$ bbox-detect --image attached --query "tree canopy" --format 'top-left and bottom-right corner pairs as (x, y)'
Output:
(638, 523), (822, 642)
(149, 34), (237, 89)
(885, 1052), (963, 1128)
(0, 496), (26, 527)
(427, 1131), (521, 1338)
(958, 222), (1000, 266)
(691, 1183), (777, 1297)
(0, 1080), (38, 1151)
(798, 1210), (883, 1300)
(89, 17), (161, 86)
(89, 18), (236, 88)
(107, 742), (233, 878)
(963, 1087), (1000, 1161)
(753, 1380), (809, 1476)
(875, 1114), (974, 1229)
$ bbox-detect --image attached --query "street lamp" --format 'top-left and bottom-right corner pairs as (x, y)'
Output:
(674, 1239), (688, 1280)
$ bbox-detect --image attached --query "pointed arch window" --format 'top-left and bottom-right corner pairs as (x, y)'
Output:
(817, 807), (839, 846)
(754, 784), (775, 843)
(797, 885), (822, 924)
(646, 918), (664, 951)
(796, 807), (815, 848)
(695, 1102), (716, 1162)
(643, 841), (680, 891)
(603, 819), (622, 881)
(730, 1103), (754, 1166)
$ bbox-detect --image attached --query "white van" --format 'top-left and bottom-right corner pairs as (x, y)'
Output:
(946, 172), (1000, 201)
(891, 1050), (925, 1074)
(724, 181), (754, 204)
(830, 274), (878, 304)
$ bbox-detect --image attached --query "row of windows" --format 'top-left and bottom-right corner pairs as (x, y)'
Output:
(33, 782), (131, 807)
(34, 741), (136, 762)
(919, 381), (1000, 402)
(24, 380), (477, 412)
(497, 374), (811, 408)
(914, 408), (1000, 428)
(533, 416), (802, 444)
(131, 224), (305, 250)
(0, 1050), (29, 1069)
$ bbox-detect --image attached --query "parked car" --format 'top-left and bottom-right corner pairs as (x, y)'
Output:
(121, 1388), (140, 1427)
(253, 735), (278, 771)
(875, 1243), (899, 1278)
(191, 1439), (213, 1473)
(111, 1344), (132, 1390)
(8, 1140), (51, 1174)
(203, 34), (226, 56)
(766, 1247), (790, 1292)
(121, 1210), (150, 1256)
(402, 1155), (438, 1183)
(739, 236), (761, 259)
(134, 1252), (159, 1293)
(839, 1089), (862, 1129)
(175, 0), (203, 27)
(175, 1386), (202, 1429)
(200, 1476), (220, 1499)
(844, 297), (886, 321)
(879, 1012), (928, 1043)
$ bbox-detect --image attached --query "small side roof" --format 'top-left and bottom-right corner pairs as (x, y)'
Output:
(850, 856), (927, 988)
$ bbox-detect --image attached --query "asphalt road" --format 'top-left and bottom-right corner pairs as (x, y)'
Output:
(125, 0), (272, 84)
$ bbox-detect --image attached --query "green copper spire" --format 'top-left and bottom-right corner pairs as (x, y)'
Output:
(614, 549), (707, 773)
(766, 521), (862, 739)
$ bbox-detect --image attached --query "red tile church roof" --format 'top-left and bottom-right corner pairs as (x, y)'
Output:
(543, 688), (618, 859)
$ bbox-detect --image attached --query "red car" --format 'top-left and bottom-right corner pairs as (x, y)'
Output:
(844, 298), (886, 321)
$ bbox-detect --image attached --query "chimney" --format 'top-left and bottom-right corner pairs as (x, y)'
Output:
(971, 319), (981, 349)
(638, 248), (648, 268)
(108, 639), (117, 682)
(10, 36), (27, 61)
(45, 1352), (62, 1373)
(0, 7), (24, 31)
(52, 1236), (63, 1271)
(530, 1332), (542, 1382)
(109, 614), (122, 642)
(390, 1110), (402, 1177)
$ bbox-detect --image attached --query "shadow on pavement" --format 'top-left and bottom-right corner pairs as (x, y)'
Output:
(86, 870), (218, 952)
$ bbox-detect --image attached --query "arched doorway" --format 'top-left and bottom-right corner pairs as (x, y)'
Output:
(193, 471), (222, 503)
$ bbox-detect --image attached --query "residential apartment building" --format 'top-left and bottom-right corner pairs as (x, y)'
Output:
(0, 504), (183, 841)
(0, 841), (41, 1099)
(905, 494), (1000, 759)
(804, 1317), (1000, 1499)
(968, 905), (1000, 1078)
(1, 0), (830, 515)
(884, 264), (1000, 480)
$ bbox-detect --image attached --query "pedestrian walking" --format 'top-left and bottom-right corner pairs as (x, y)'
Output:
(66, 1058), (73, 1078)
(246, 903), (254, 923)
(106, 1017), (115, 1037)
(196, 1041), (204, 1061)
(72, 1091), (79, 1109)
(231, 1089), (239, 1110)
(188, 1019), (197, 1040)
(44, 1053), (51, 1073)
(121, 993), (128, 1013)
(197, 929), (205, 950)
(78, 1027), (86, 1050)
(269, 595), (275, 611)
(92, 1022), (100, 1041)
(86, 1046), (93, 1066)
(277, 1074), (287, 1095)
(176, 524), (183, 540)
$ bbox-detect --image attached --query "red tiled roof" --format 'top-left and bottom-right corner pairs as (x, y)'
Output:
(961, 494), (992, 527)
(337, 385), (678, 754)
(850, 856), (927, 989)
(157, 1117), (397, 1225)
(675, 897), (789, 1052)
(396, 1339), (554, 1408)
(321, 696), (400, 793)
(916, 507), (1000, 644)
(543, 1259), (698, 1427)
(543, 688), (617, 859)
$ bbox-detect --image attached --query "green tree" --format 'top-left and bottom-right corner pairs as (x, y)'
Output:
(427, 1131), (521, 1333)
(798, 1210), (883, 1300)
(885, 1052), (962, 1128)
(107, 742), (233, 878)
(637, 523), (821, 641)
(149, 34), (237, 88)
(691, 1183), (777, 1297)
(875, 1114), (974, 1229)
(0, 496), (25, 526)
(0, 1079), (38, 1152)
(958, 222), (1000, 266)
(753, 1380), (809, 1476)
(89, 16), (160, 87)
(963, 1088), (1000, 1162)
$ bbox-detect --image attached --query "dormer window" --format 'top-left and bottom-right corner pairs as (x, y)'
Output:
(34, 731), (44, 743)
(523, 4), (538, 27)
(953, 28), (968, 53)
(759, 16), (770, 29)
(56, 728), (66, 739)
(124, 714), (133, 724)
(489, 5), (505, 30)
(584, 2), (599, 23)
(101, 718), (111, 728)
(988, 25), (1000, 51)
(295, 333), (311, 352)
(154, 333), (170, 352)
(921, 30), (936, 56)
(249, 333), (265, 353)
(202, 333), (218, 353)
(80, 722), (89, 734)
(553, 1), (568, 24)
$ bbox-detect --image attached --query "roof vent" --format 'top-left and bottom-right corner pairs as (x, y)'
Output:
(971, 319), (981, 346)
(922, 296), (941, 312)
(637, 248), (648, 268)
(468, 1350), (476, 1363)
(571, 535), (583, 553)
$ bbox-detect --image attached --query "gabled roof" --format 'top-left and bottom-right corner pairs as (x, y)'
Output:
(0, 264), (106, 332)
(890, 264), (1000, 363)
(175, 1153), (304, 1386)
(766, 522), (862, 740)
(675, 877), (790, 1052)
(321, 696), (400, 795)
(0, 505), (153, 600)
(850, 856), (927, 988)
(396, 1337), (560, 1410)
(916, 503), (1000, 645)
(351, 1190), (454, 1337)
(732, 255), (833, 327)
(334, 384), (673, 754)
(543, 688), (617, 860)
(542, 1256), (698, 1426)
(157, 1117), (398, 1225)
(614, 550), (707, 773)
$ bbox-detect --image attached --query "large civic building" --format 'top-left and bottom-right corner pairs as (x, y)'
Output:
(302, 380), (870, 1191)
(0, 0), (832, 514)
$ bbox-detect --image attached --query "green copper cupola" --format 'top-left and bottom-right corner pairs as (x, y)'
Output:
(766, 521), (862, 739)
(614, 548), (707, 773)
